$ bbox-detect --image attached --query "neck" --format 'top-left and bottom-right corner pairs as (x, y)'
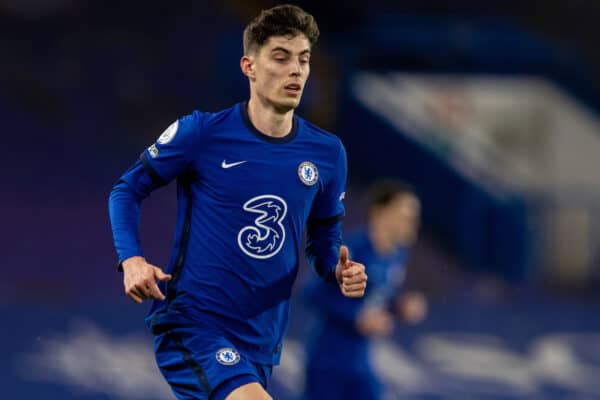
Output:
(247, 96), (294, 138)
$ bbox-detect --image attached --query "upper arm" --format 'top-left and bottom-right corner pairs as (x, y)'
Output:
(139, 110), (206, 185)
(309, 141), (347, 222)
(304, 141), (348, 281)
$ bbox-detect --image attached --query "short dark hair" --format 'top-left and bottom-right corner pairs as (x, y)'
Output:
(243, 4), (320, 55)
(366, 180), (417, 210)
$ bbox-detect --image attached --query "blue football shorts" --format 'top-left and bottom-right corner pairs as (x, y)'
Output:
(153, 325), (272, 400)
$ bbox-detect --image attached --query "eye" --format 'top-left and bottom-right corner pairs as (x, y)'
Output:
(273, 53), (288, 62)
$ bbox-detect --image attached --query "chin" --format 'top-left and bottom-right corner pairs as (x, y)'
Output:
(273, 98), (301, 113)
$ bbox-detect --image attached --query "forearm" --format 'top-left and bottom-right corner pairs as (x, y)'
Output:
(109, 180), (144, 264)
(108, 160), (164, 266)
(305, 219), (342, 283)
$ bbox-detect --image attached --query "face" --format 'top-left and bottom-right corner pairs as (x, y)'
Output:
(241, 34), (311, 112)
(380, 194), (421, 245)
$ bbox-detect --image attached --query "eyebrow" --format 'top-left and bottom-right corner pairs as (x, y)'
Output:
(270, 47), (311, 56)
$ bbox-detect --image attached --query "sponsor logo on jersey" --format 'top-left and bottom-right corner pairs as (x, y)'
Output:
(215, 347), (240, 366)
(298, 161), (319, 186)
(238, 195), (288, 259)
(148, 144), (159, 158)
(157, 120), (179, 145)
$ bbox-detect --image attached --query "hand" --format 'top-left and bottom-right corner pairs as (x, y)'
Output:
(396, 291), (427, 324)
(335, 245), (368, 298)
(356, 308), (394, 337)
(121, 256), (172, 304)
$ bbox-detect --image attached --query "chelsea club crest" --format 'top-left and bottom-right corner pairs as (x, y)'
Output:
(215, 347), (240, 366)
(298, 161), (319, 186)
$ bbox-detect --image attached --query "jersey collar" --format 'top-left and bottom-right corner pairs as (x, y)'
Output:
(239, 101), (299, 144)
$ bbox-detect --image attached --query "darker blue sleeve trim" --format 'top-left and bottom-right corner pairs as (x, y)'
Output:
(307, 212), (344, 230)
(140, 152), (167, 186)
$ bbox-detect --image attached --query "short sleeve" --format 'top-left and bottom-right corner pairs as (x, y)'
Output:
(310, 141), (347, 221)
(140, 111), (205, 184)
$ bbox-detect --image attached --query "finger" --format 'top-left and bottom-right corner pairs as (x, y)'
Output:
(345, 276), (366, 290)
(351, 288), (366, 297)
(343, 289), (365, 298)
(344, 281), (367, 290)
(343, 283), (367, 293)
(154, 267), (172, 282)
(127, 289), (144, 304)
(344, 273), (367, 285)
(339, 245), (349, 267)
(342, 264), (365, 278)
(134, 283), (154, 299)
(146, 282), (166, 301)
(127, 284), (144, 297)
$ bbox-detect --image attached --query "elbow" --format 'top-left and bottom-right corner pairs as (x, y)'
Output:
(109, 179), (129, 203)
(108, 179), (141, 214)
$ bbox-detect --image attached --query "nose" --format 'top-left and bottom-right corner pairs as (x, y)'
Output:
(290, 59), (302, 76)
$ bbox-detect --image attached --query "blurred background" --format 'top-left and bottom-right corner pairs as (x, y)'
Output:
(3, 0), (600, 399)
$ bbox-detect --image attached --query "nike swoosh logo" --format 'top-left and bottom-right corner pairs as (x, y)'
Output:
(221, 160), (247, 169)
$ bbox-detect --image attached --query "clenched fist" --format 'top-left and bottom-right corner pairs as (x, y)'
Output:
(335, 245), (368, 298)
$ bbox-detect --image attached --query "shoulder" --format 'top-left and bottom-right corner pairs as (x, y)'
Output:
(183, 103), (238, 130)
(297, 117), (344, 152)
(174, 104), (238, 145)
(198, 103), (239, 128)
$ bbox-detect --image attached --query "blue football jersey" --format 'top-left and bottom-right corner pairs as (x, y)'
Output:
(125, 102), (346, 365)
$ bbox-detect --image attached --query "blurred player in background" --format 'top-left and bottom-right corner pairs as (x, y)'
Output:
(108, 4), (367, 400)
(303, 180), (427, 400)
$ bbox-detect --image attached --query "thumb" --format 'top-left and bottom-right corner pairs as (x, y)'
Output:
(154, 267), (172, 282)
(339, 245), (349, 268)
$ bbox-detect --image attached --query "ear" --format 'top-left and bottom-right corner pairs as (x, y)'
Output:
(240, 55), (255, 80)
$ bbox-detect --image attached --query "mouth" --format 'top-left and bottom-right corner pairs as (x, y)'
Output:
(284, 83), (302, 96)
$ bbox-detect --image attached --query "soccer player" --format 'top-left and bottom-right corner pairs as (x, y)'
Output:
(108, 4), (367, 400)
(303, 180), (427, 400)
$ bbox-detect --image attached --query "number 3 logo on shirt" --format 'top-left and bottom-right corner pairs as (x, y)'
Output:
(237, 195), (288, 259)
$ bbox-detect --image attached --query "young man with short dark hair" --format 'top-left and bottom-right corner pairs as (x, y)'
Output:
(109, 5), (367, 400)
